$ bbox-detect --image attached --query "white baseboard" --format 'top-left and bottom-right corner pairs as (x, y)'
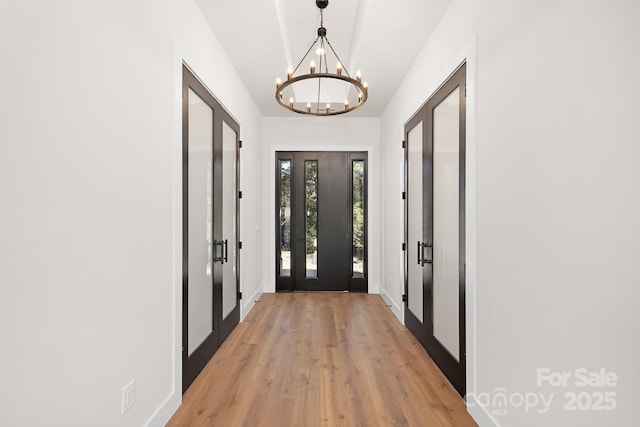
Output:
(144, 390), (181, 427)
(467, 395), (501, 427)
(145, 286), (263, 426)
(241, 287), (263, 321)
(380, 287), (403, 324)
(378, 285), (495, 427)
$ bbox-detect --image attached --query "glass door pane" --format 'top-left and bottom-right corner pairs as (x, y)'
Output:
(222, 121), (237, 320)
(279, 160), (292, 277)
(304, 160), (318, 279)
(352, 160), (365, 278)
(407, 122), (424, 323)
(187, 88), (214, 356)
(432, 87), (460, 360)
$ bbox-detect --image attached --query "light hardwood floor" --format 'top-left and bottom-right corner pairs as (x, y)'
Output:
(167, 293), (478, 427)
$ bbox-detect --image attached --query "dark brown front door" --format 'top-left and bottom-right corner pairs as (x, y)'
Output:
(276, 151), (367, 292)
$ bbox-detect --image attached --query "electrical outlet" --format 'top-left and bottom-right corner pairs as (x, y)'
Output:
(121, 380), (135, 415)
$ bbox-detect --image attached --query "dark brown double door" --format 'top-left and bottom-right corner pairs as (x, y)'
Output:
(404, 63), (466, 396)
(276, 151), (367, 292)
(182, 66), (241, 393)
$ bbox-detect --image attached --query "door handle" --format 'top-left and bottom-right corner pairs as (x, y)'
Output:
(417, 241), (421, 265)
(213, 240), (225, 264)
(421, 241), (433, 266)
(224, 239), (228, 263)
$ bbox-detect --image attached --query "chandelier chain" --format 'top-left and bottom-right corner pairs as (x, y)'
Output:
(291, 36), (319, 76)
(324, 37), (351, 79)
(316, 71), (322, 113)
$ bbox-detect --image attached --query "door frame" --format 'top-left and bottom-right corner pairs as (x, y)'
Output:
(275, 151), (368, 292)
(268, 146), (377, 294)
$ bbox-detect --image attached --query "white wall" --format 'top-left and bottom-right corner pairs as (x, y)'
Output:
(0, 1), (263, 426)
(261, 117), (381, 295)
(381, 0), (640, 426)
(3, 0), (639, 426)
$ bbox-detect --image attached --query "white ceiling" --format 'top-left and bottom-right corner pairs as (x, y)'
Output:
(195, 0), (452, 117)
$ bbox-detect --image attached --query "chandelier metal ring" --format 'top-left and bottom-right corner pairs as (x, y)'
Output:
(275, 73), (368, 116)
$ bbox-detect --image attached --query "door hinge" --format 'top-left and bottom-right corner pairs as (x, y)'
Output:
(402, 140), (406, 149)
(238, 241), (243, 249)
(402, 294), (407, 303)
(238, 191), (243, 199)
(402, 243), (406, 251)
(238, 292), (243, 300)
(239, 140), (243, 148)
(402, 191), (406, 200)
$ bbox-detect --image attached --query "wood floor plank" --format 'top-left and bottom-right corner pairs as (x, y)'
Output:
(167, 293), (478, 427)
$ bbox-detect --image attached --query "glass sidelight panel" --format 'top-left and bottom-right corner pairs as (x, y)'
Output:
(407, 122), (424, 323)
(279, 160), (292, 276)
(187, 88), (214, 356)
(352, 160), (365, 277)
(222, 121), (237, 320)
(305, 160), (318, 278)
(432, 87), (461, 360)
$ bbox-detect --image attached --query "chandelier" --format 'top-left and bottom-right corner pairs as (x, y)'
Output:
(275, 0), (368, 116)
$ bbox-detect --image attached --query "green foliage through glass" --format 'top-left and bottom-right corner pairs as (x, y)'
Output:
(305, 161), (318, 277)
(279, 160), (291, 276)
(352, 161), (365, 277)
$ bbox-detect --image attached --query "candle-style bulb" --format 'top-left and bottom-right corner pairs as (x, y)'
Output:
(310, 60), (316, 73)
(307, 102), (311, 112)
(289, 97), (294, 108)
(344, 99), (349, 109)
(276, 78), (281, 88)
(287, 68), (293, 80)
(326, 103), (331, 113)
(336, 62), (342, 76)
(363, 81), (368, 90)
(356, 70), (362, 82)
